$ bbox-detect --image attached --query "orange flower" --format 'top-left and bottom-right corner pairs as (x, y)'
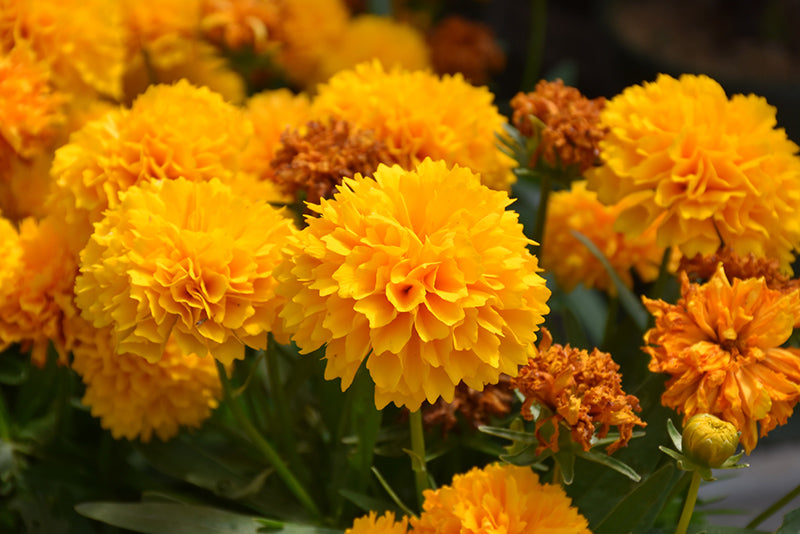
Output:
(511, 329), (645, 454)
(411, 463), (591, 534)
(643, 264), (800, 452)
(680, 247), (800, 293)
(201, 0), (281, 53)
(428, 15), (505, 86)
(423, 376), (514, 434)
(345, 511), (409, 534)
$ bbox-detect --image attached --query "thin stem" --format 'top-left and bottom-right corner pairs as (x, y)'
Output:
(521, 0), (548, 91)
(531, 169), (553, 251)
(747, 480), (800, 529)
(265, 335), (302, 472)
(675, 471), (701, 534)
(215, 361), (321, 518)
(409, 409), (430, 508)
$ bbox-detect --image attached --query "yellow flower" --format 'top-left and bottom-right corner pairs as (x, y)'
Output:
(75, 178), (296, 365)
(586, 74), (800, 270)
(681, 413), (740, 469)
(51, 80), (252, 228)
(312, 60), (516, 191)
(318, 15), (430, 82)
(0, 44), (65, 159)
(411, 463), (591, 534)
(4, 0), (127, 98)
(70, 319), (222, 442)
(541, 181), (667, 294)
(346, 511), (409, 534)
(124, 0), (202, 71)
(643, 264), (800, 452)
(511, 329), (646, 455)
(275, 159), (550, 410)
(201, 0), (281, 54)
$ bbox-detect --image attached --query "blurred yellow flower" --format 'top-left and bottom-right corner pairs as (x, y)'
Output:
(201, 0), (281, 54)
(346, 511), (409, 534)
(71, 319), (222, 442)
(75, 178), (296, 365)
(51, 80), (252, 228)
(275, 159), (550, 410)
(124, 0), (202, 71)
(542, 181), (667, 294)
(312, 60), (516, 190)
(318, 15), (430, 82)
(587, 74), (800, 271)
(643, 264), (800, 452)
(411, 463), (591, 534)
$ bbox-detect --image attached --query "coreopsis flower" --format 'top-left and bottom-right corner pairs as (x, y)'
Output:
(0, 216), (80, 366)
(276, 0), (350, 89)
(680, 247), (800, 293)
(423, 377), (514, 434)
(123, 0), (202, 71)
(275, 159), (550, 410)
(312, 60), (516, 190)
(541, 181), (667, 294)
(3, 0), (127, 99)
(681, 413), (740, 469)
(411, 463), (591, 534)
(511, 79), (607, 174)
(201, 0), (281, 53)
(427, 15), (505, 86)
(643, 264), (800, 452)
(51, 80), (252, 229)
(511, 329), (645, 454)
(318, 15), (430, 82)
(70, 319), (222, 442)
(75, 178), (297, 365)
(271, 118), (402, 204)
(0, 45), (65, 159)
(346, 511), (409, 534)
(586, 73), (800, 270)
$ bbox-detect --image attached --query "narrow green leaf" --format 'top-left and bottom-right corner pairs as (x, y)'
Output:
(570, 230), (649, 331)
(75, 502), (262, 534)
(370, 467), (415, 518)
(477, 425), (538, 444)
(254, 518), (343, 533)
(777, 508), (800, 534)
(688, 526), (770, 534)
(554, 450), (575, 485)
(575, 450), (641, 482)
(338, 489), (400, 515)
(667, 418), (683, 451)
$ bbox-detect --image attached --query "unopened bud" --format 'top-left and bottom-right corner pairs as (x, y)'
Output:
(682, 414), (740, 468)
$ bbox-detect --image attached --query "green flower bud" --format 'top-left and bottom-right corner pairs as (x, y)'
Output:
(682, 414), (740, 469)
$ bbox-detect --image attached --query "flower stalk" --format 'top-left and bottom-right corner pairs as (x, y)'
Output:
(409, 409), (431, 508)
(675, 470), (701, 534)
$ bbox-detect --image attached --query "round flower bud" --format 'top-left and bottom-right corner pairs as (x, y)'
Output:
(682, 414), (740, 468)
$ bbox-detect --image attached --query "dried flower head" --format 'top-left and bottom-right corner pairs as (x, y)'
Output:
(312, 60), (516, 190)
(346, 511), (409, 534)
(643, 264), (800, 452)
(201, 0), (281, 53)
(511, 79), (607, 173)
(271, 118), (402, 204)
(512, 329), (646, 455)
(586, 74), (800, 270)
(75, 178), (297, 365)
(275, 159), (550, 410)
(423, 376), (514, 434)
(428, 15), (505, 86)
(679, 247), (800, 293)
(542, 180), (668, 295)
(411, 463), (591, 534)
(71, 319), (222, 442)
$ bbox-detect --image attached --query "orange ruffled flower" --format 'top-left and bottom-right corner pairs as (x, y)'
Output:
(75, 178), (296, 365)
(586, 74), (800, 270)
(680, 247), (800, 293)
(275, 159), (550, 410)
(512, 329), (646, 455)
(643, 264), (800, 452)
(411, 463), (591, 534)
(428, 15), (505, 86)
(542, 180), (667, 295)
(124, 0), (202, 71)
(312, 60), (516, 191)
(71, 320), (222, 442)
(51, 80), (252, 229)
(346, 511), (409, 534)
(511, 79), (606, 173)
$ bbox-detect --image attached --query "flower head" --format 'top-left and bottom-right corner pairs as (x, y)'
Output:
(643, 264), (800, 452)
(201, 0), (281, 54)
(411, 463), (591, 534)
(423, 377), (514, 434)
(70, 319), (222, 442)
(511, 79), (606, 173)
(542, 180), (667, 294)
(275, 159), (550, 410)
(681, 413), (740, 469)
(428, 15), (505, 86)
(75, 178), (297, 365)
(346, 511), (409, 534)
(124, 0), (202, 71)
(511, 329), (646, 454)
(312, 60), (516, 190)
(680, 247), (800, 293)
(586, 74), (800, 270)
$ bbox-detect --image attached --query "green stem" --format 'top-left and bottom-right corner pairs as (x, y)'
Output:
(265, 335), (302, 473)
(521, 0), (548, 91)
(747, 480), (800, 529)
(409, 409), (430, 508)
(675, 471), (701, 534)
(215, 361), (320, 518)
(531, 169), (553, 251)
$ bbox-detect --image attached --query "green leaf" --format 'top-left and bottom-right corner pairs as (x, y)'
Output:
(575, 449), (641, 482)
(554, 449), (575, 485)
(255, 518), (343, 533)
(75, 502), (263, 534)
(688, 527), (770, 534)
(667, 418), (683, 451)
(338, 489), (400, 515)
(570, 230), (650, 331)
(777, 508), (800, 534)
(477, 426), (538, 444)
(370, 467), (415, 518)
